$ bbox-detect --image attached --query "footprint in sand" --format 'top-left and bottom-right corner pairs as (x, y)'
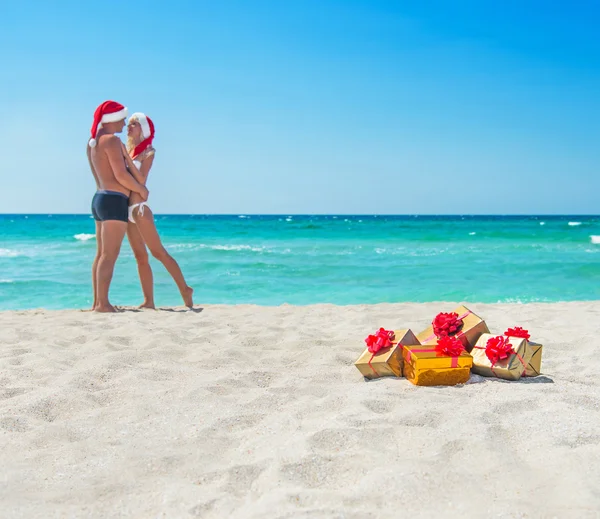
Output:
(362, 399), (394, 414)
(491, 397), (538, 414)
(401, 411), (442, 428)
(189, 500), (217, 517)
(0, 387), (29, 400)
(309, 428), (357, 452)
(0, 416), (30, 432)
(224, 464), (264, 496)
(280, 455), (346, 489)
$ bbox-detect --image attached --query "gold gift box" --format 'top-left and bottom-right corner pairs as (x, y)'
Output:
(416, 304), (489, 352)
(402, 344), (473, 386)
(525, 341), (543, 377)
(354, 329), (419, 379)
(471, 333), (531, 381)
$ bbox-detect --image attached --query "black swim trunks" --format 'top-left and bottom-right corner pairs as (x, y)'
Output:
(91, 190), (129, 222)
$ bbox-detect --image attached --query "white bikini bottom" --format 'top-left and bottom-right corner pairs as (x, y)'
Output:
(128, 202), (150, 223)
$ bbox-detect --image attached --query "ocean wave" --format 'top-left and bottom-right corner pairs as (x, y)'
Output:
(591, 236), (600, 245)
(0, 248), (20, 257)
(211, 244), (264, 252)
(469, 232), (476, 235)
(568, 222), (582, 226)
(539, 222), (545, 226)
(0, 279), (14, 283)
(167, 243), (266, 253)
(74, 233), (95, 241)
(497, 297), (553, 304)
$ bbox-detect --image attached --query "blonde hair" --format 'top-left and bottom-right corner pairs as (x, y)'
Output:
(126, 114), (143, 154)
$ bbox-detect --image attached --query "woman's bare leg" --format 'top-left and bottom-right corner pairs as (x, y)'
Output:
(134, 207), (193, 307)
(91, 221), (102, 310)
(127, 221), (155, 309)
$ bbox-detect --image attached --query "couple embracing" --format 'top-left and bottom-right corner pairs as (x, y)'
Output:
(87, 100), (193, 312)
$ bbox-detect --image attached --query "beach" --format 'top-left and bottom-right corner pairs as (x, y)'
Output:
(1, 302), (599, 518)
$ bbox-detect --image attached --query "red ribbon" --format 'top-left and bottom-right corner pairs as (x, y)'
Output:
(424, 310), (472, 343)
(484, 335), (514, 364)
(504, 326), (531, 341)
(435, 336), (465, 364)
(473, 335), (527, 378)
(364, 328), (395, 376)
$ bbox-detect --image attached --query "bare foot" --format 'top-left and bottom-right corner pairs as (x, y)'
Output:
(182, 286), (194, 308)
(94, 303), (117, 313)
(138, 301), (156, 310)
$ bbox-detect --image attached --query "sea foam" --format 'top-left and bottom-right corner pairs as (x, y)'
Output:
(0, 248), (20, 257)
(74, 233), (95, 241)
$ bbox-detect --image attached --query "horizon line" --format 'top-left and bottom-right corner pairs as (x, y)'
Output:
(1, 213), (600, 217)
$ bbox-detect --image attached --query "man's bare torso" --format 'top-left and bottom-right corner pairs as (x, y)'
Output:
(88, 134), (130, 196)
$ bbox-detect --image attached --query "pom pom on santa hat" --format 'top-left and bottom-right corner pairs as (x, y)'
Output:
(130, 112), (155, 159)
(89, 100), (128, 147)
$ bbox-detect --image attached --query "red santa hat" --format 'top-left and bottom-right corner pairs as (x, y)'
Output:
(89, 100), (128, 147)
(130, 112), (155, 159)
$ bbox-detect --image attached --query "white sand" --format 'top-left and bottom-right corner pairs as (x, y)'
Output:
(1, 302), (599, 518)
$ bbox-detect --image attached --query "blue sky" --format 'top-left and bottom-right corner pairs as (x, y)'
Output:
(1, 0), (599, 214)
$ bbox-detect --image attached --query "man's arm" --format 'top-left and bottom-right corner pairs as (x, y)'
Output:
(105, 136), (148, 197)
(86, 144), (100, 189)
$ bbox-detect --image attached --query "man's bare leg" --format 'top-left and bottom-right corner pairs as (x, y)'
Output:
(95, 221), (128, 313)
(91, 221), (102, 310)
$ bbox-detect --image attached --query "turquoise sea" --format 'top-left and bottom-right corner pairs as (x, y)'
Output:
(1, 214), (600, 310)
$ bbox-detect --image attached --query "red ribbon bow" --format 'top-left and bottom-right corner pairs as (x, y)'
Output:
(365, 328), (395, 354)
(485, 335), (515, 365)
(504, 326), (530, 341)
(432, 312), (465, 338)
(435, 335), (465, 358)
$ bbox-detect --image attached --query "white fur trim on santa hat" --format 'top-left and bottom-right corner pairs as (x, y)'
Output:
(130, 112), (151, 139)
(101, 107), (128, 124)
(88, 107), (128, 147)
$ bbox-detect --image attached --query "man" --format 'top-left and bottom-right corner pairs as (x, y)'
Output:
(87, 100), (149, 312)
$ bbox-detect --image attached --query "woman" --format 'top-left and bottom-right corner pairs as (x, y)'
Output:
(121, 112), (193, 308)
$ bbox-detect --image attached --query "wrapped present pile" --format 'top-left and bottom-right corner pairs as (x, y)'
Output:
(354, 304), (543, 386)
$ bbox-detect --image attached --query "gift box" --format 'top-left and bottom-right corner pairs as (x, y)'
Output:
(402, 337), (473, 386)
(471, 333), (531, 381)
(503, 327), (542, 377)
(416, 304), (489, 352)
(524, 342), (543, 377)
(355, 329), (419, 379)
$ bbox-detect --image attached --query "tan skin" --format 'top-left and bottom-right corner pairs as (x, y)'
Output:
(123, 119), (194, 308)
(87, 119), (149, 312)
